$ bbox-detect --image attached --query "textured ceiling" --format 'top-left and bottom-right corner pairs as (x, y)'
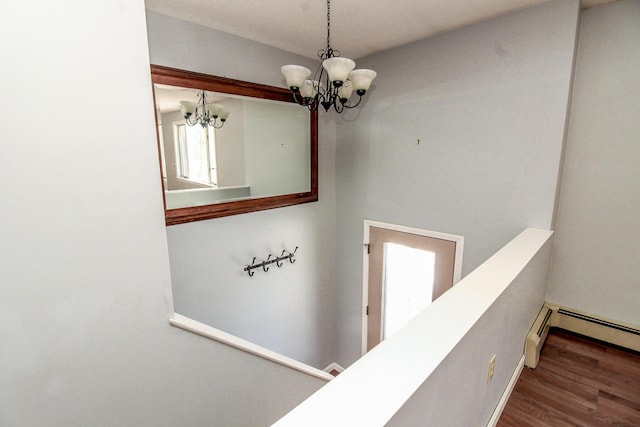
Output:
(145, 0), (616, 60)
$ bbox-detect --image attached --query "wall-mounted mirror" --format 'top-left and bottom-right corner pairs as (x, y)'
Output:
(151, 65), (318, 225)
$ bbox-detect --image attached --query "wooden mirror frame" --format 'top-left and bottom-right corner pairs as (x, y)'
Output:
(151, 65), (318, 226)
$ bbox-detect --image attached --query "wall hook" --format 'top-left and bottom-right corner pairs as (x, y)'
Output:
(289, 246), (298, 264)
(244, 247), (299, 277)
(244, 257), (257, 277)
(263, 254), (272, 272)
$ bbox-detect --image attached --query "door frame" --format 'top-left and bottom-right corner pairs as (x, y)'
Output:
(361, 220), (465, 355)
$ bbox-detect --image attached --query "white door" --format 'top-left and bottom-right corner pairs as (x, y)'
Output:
(365, 223), (463, 351)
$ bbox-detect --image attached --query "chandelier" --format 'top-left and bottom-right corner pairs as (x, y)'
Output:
(281, 0), (377, 113)
(179, 90), (230, 128)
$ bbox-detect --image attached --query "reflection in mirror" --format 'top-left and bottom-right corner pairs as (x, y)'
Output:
(151, 65), (318, 225)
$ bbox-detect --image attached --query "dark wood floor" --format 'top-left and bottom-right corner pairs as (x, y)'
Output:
(497, 328), (640, 426)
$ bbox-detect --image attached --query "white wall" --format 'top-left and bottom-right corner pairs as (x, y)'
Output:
(334, 0), (580, 366)
(547, 0), (640, 326)
(0, 2), (325, 425)
(146, 11), (338, 369)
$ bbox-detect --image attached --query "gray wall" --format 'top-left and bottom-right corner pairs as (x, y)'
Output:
(547, 0), (640, 326)
(146, 11), (338, 369)
(215, 98), (247, 188)
(334, 0), (581, 366)
(0, 1), (326, 426)
(243, 100), (310, 197)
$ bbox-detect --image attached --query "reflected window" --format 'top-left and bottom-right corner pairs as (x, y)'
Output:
(175, 123), (218, 187)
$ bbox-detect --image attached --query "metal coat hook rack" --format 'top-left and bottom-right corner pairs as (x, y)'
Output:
(244, 247), (298, 277)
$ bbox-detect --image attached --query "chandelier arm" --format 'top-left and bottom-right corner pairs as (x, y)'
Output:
(293, 89), (318, 111)
(333, 98), (344, 113)
(341, 95), (364, 110)
(291, 90), (307, 106)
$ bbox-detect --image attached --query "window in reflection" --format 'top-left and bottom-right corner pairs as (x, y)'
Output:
(175, 123), (218, 187)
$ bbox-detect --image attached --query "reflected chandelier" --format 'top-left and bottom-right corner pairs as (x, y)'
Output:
(281, 0), (377, 113)
(179, 90), (230, 128)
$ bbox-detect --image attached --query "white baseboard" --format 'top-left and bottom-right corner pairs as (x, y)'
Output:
(323, 362), (346, 374)
(487, 355), (524, 427)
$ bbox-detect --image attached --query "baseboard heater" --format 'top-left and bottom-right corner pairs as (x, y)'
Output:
(525, 303), (640, 368)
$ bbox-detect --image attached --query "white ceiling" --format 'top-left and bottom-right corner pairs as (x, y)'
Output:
(145, 0), (615, 60)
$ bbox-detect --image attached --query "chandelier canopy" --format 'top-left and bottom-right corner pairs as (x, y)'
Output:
(179, 90), (230, 128)
(281, 0), (377, 113)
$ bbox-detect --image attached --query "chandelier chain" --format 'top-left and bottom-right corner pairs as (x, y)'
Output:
(326, 0), (331, 50)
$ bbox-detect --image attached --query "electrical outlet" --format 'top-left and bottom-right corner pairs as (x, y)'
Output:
(488, 354), (496, 384)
